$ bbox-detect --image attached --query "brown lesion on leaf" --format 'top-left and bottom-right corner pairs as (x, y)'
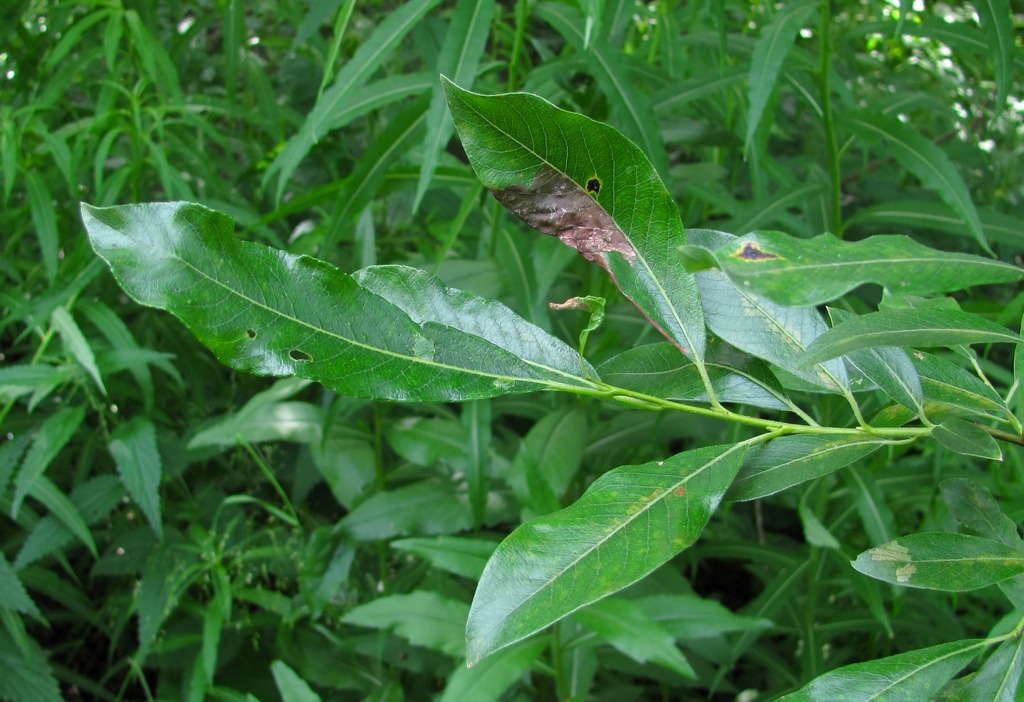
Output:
(585, 177), (601, 196)
(734, 241), (781, 261)
(490, 167), (636, 267)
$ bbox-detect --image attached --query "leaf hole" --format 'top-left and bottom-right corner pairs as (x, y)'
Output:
(289, 349), (312, 362)
(246, 329), (257, 339)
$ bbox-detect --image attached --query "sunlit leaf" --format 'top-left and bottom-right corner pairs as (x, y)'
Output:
(466, 443), (746, 664)
(853, 533), (1024, 591)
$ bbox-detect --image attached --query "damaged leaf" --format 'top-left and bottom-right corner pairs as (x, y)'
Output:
(442, 78), (707, 363)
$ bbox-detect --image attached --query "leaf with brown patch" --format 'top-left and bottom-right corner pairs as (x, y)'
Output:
(443, 78), (709, 366)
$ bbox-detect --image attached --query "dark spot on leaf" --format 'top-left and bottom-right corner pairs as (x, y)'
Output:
(489, 167), (635, 266)
(246, 329), (257, 339)
(289, 349), (312, 361)
(585, 177), (601, 196)
(735, 242), (781, 261)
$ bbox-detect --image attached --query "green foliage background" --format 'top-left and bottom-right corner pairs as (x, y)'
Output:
(2, 1), (1023, 700)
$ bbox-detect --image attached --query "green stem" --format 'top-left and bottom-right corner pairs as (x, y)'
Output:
(819, 0), (842, 236)
(240, 440), (301, 532)
(507, 0), (529, 91)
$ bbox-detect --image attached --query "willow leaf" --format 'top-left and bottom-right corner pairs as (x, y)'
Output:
(443, 79), (706, 362)
(81, 202), (598, 402)
(466, 443), (746, 664)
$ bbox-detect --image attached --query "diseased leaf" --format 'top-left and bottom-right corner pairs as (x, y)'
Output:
(689, 230), (848, 392)
(685, 231), (1022, 307)
(466, 443), (746, 664)
(852, 533), (1024, 591)
(846, 111), (990, 252)
(780, 639), (988, 701)
(82, 202), (598, 402)
(729, 434), (893, 502)
(803, 309), (1022, 366)
(443, 78), (707, 364)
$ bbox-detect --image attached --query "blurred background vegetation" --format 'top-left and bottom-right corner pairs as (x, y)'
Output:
(1, 1), (1022, 700)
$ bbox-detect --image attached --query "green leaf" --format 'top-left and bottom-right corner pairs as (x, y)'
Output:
(729, 434), (892, 502)
(321, 94), (431, 252)
(50, 307), (106, 394)
(24, 171), (59, 283)
(780, 638), (988, 701)
(339, 481), (471, 541)
(441, 638), (547, 701)
(745, 0), (817, 152)
(506, 407), (586, 517)
(844, 200), (1024, 249)
(598, 342), (791, 412)
(803, 309), (1022, 366)
(271, 660), (324, 702)
(466, 443), (746, 664)
(27, 476), (98, 558)
(572, 598), (695, 678)
(932, 419), (1002, 461)
(968, 635), (1024, 702)
(689, 230), (847, 392)
(82, 202), (597, 402)
(342, 591), (469, 657)
(633, 593), (773, 640)
(301, 527), (354, 617)
(535, 2), (669, 179)
(913, 352), (1013, 425)
(975, 0), (1014, 117)
(692, 231), (1021, 307)
(12, 406), (85, 518)
(853, 533), (1024, 591)
(414, 0), (495, 211)
(828, 308), (923, 415)
(846, 111), (990, 253)
(0, 627), (62, 702)
(262, 0), (441, 201)
(442, 78), (707, 363)
(188, 378), (317, 450)
(942, 478), (1023, 548)
(390, 536), (498, 581)
(0, 553), (41, 620)
(108, 417), (163, 539)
